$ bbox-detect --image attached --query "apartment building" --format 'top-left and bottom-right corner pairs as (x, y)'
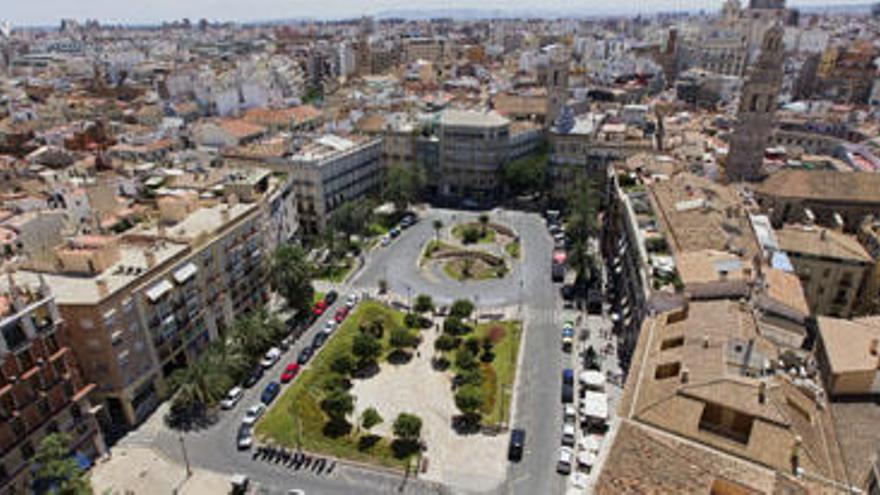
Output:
(776, 225), (873, 318)
(10, 197), (268, 429)
(438, 109), (510, 204)
(403, 37), (448, 64)
(0, 284), (104, 493)
(815, 316), (880, 397)
(287, 134), (382, 235)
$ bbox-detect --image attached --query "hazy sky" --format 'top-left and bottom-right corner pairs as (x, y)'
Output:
(3, 0), (860, 26)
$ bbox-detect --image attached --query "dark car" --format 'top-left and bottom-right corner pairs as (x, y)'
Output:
(587, 289), (603, 315)
(297, 345), (313, 365)
(508, 428), (526, 462)
(324, 290), (338, 306)
(561, 383), (574, 404)
(243, 366), (263, 388)
(312, 332), (327, 348)
(260, 381), (281, 404)
(551, 263), (565, 283)
(562, 368), (574, 386)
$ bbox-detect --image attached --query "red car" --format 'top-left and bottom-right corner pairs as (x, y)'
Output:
(312, 300), (328, 316)
(280, 363), (300, 383)
(334, 307), (349, 323)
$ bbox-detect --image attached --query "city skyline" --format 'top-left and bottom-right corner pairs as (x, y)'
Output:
(3, 0), (870, 26)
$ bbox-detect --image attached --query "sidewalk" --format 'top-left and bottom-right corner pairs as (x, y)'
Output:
(90, 446), (230, 495)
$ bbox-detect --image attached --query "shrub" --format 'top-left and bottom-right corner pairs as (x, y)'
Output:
(456, 368), (483, 387)
(414, 294), (434, 314)
(461, 226), (481, 244)
(486, 325), (506, 344)
(330, 355), (354, 375)
(434, 334), (458, 351)
(450, 300), (475, 319)
(443, 317), (472, 336)
(455, 348), (477, 370)
(361, 407), (383, 431)
(464, 337), (480, 355)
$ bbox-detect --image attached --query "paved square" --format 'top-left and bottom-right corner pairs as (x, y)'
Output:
(350, 328), (508, 492)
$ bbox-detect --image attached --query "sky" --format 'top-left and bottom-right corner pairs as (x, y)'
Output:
(2, 0), (866, 26)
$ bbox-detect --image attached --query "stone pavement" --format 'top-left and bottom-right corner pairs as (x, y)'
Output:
(90, 446), (230, 495)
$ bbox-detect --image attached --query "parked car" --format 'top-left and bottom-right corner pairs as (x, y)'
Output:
(312, 300), (328, 317)
(557, 447), (573, 474)
(561, 424), (576, 447)
(241, 404), (266, 426)
(260, 382), (281, 404)
(220, 387), (244, 410)
(243, 366), (263, 388)
(325, 290), (338, 305)
(346, 294), (357, 309)
(563, 404), (577, 424)
(389, 228), (400, 238)
(562, 368), (574, 386)
(297, 346), (313, 365)
(280, 363), (300, 383)
(260, 348), (282, 369)
(237, 424), (253, 450)
(508, 428), (526, 462)
(324, 320), (337, 333)
(561, 383), (574, 404)
(381, 235), (391, 247)
(312, 332), (327, 348)
(279, 336), (293, 351)
(334, 307), (349, 322)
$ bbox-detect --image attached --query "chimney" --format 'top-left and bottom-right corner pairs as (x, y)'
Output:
(758, 381), (767, 404)
(144, 249), (157, 268)
(870, 338), (879, 356)
(96, 279), (109, 298)
(703, 335), (710, 348)
(832, 212), (844, 231)
(221, 207), (231, 223)
(820, 229), (827, 241)
(680, 367), (689, 384)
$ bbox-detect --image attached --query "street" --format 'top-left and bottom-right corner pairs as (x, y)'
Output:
(105, 207), (578, 495)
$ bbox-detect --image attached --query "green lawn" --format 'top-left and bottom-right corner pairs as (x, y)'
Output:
(505, 241), (520, 259)
(255, 301), (416, 469)
(451, 223), (496, 244)
(474, 321), (522, 426)
(312, 291), (325, 305)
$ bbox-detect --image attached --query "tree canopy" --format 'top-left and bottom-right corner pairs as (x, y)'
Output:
(271, 244), (315, 312)
(383, 164), (424, 212)
(33, 433), (92, 495)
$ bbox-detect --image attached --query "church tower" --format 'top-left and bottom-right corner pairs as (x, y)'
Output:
(545, 48), (570, 126)
(725, 24), (784, 182)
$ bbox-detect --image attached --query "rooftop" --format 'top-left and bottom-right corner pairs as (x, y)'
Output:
(439, 109), (510, 128)
(775, 225), (872, 263)
(756, 169), (880, 204)
(816, 316), (880, 374)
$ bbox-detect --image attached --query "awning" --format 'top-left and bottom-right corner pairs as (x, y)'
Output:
(580, 391), (608, 420)
(172, 262), (198, 284)
(579, 370), (606, 389)
(581, 434), (602, 453)
(145, 279), (173, 302)
(74, 452), (92, 470)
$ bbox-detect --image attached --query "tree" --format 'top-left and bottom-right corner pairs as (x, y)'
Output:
(434, 334), (458, 351)
(393, 413), (423, 443)
(169, 356), (231, 411)
(329, 199), (370, 241)
(33, 433), (91, 495)
(502, 145), (548, 196)
(566, 178), (600, 290)
(461, 226), (481, 244)
(390, 327), (416, 352)
(352, 332), (382, 367)
(330, 354), (355, 375)
(478, 214), (490, 236)
(432, 219), (443, 242)
(321, 388), (355, 421)
(383, 164), (423, 213)
(450, 299), (475, 319)
(454, 384), (483, 417)
(360, 407), (383, 431)
(455, 348), (477, 370)
(271, 245), (315, 312)
(230, 312), (272, 361)
(414, 294), (434, 314)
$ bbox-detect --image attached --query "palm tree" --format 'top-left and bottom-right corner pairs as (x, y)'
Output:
(478, 214), (489, 237)
(170, 357), (230, 412)
(432, 219), (443, 242)
(231, 313), (272, 362)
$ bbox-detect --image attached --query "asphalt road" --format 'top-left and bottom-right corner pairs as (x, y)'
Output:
(123, 207), (566, 495)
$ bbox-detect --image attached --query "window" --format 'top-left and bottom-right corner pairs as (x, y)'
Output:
(654, 362), (681, 380)
(699, 402), (754, 444)
(660, 336), (684, 350)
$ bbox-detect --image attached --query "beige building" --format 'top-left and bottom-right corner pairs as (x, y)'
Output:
(402, 37), (448, 64)
(815, 316), (880, 397)
(601, 299), (851, 493)
(11, 198), (269, 428)
(776, 225), (873, 318)
(438, 109), (510, 203)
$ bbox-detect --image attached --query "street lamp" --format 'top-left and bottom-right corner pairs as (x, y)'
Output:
(178, 434), (192, 478)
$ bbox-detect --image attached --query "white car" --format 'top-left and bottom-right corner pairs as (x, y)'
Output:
(346, 294), (357, 309)
(561, 424), (576, 447)
(563, 404), (577, 424)
(260, 347), (282, 369)
(557, 447), (574, 475)
(237, 424), (253, 450)
(220, 387), (244, 410)
(325, 320), (337, 332)
(241, 404), (267, 426)
(381, 235), (391, 246)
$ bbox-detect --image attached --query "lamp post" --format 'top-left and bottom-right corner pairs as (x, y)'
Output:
(178, 434), (192, 478)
